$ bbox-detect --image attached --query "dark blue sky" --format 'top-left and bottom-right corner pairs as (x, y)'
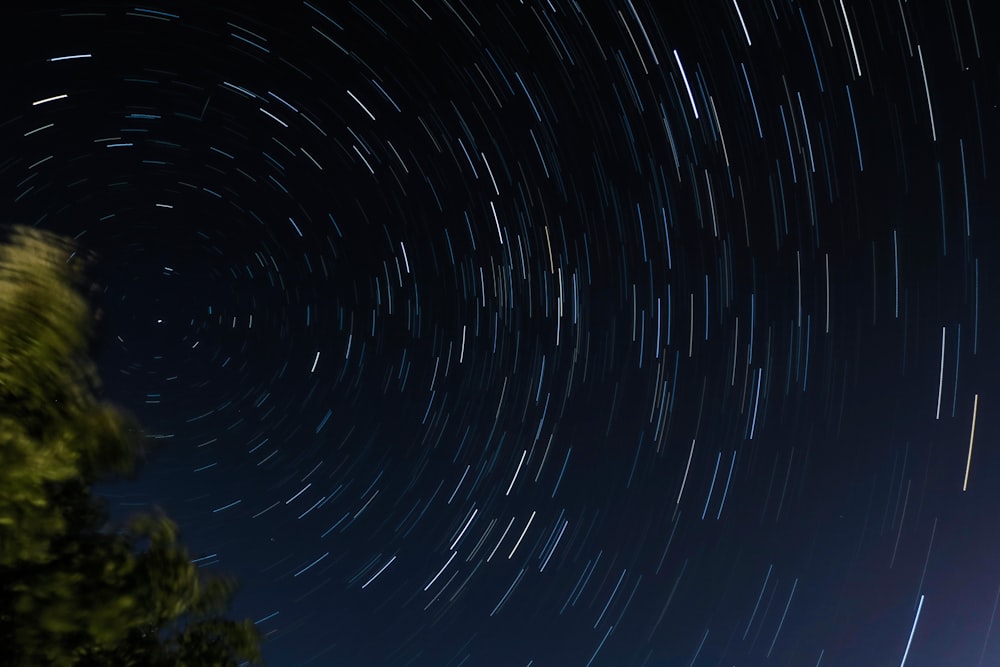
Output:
(7, 1), (1000, 665)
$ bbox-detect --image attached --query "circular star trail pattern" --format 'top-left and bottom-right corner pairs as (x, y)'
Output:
(5, 1), (1000, 665)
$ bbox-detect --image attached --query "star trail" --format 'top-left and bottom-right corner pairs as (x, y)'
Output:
(4, 1), (1000, 665)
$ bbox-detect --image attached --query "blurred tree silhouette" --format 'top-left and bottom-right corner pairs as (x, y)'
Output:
(0, 226), (261, 666)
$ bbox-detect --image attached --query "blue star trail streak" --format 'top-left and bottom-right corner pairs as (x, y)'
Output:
(4, 1), (1000, 665)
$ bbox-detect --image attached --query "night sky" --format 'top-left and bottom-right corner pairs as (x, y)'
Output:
(4, 1), (1000, 665)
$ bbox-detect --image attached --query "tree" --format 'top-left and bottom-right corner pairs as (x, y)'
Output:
(0, 226), (262, 666)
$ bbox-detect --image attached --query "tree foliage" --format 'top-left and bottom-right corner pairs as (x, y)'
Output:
(0, 226), (262, 666)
